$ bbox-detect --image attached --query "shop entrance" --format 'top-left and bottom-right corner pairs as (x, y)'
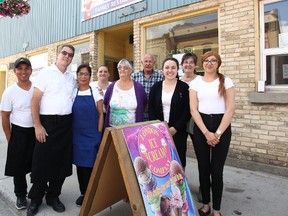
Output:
(100, 22), (134, 81)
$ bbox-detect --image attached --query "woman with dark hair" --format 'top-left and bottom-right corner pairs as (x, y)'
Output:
(189, 51), (235, 216)
(180, 52), (201, 144)
(149, 57), (191, 170)
(72, 64), (104, 206)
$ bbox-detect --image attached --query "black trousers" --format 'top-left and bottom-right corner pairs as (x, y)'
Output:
(173, 130), (188, 168)
(76, 166), (93, 195)
(193, 113), (231, 211)
(28, 178), (65, 205)
(14, 175), (27, 198)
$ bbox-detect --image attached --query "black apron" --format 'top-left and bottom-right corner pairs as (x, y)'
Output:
(5, 124), (35, 176)
(30, 114), (72, 182)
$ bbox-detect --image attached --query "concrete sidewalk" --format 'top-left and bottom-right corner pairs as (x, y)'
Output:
(1, 126), (288, 216)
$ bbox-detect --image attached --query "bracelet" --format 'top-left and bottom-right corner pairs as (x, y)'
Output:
(203, 130), (208, 135)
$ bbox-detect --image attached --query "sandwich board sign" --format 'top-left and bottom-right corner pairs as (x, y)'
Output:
(80, 121), (199, 216)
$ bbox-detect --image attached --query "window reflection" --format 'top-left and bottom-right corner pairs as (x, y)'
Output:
(66, 42), (90, 78)
(146, 12), (218, 72)
(264, 1), (288, 49)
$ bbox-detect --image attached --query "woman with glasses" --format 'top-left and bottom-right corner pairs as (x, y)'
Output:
(189, 51), (235, 216)
(72, 64), (104, 206)
(104, 59), (147, 128)
(180, 52), (201, 154)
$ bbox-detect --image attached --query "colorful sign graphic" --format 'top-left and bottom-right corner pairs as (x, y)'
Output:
(81, 0), (143, 21)
(122, 122), (198, 216)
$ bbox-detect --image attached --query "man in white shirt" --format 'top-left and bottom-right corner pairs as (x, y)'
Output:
(1, 57), (35, 211)
(27, 45), (77, 216)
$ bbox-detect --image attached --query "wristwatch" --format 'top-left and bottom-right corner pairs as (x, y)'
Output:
(215, 130), (222, 139)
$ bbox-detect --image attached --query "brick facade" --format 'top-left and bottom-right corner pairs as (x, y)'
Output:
(133, 0), (288, 175)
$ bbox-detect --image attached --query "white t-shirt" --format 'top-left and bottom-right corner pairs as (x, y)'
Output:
(161, 90), (173, 123)
(90, 81), (112, 96)
(90, 81), (111, 113)
(1, 83), (34, 127)
(109, 84), (137, 126)
(189, 77), (234, 114)
(180, 75), (201, 86)
(73, 87), (103, 106)
(34, 64), (76, 115)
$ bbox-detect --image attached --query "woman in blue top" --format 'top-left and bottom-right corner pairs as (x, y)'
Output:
(72, 64), (104, 206)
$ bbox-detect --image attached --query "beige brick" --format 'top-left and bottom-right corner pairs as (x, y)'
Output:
(250, 148), (267, 154)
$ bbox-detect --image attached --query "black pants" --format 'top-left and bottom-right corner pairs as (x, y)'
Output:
(28, 178), (65, 205)
(76, 166), (93, 195)
(14, 175), (27, 198)
(193, 113), (231, 211)
(173, 130), (188, 168)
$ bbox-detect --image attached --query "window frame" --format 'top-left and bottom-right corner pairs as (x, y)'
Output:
(260, 0), (288, 89)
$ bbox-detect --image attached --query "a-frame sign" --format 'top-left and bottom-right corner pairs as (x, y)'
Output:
(80, 121), (198, 216)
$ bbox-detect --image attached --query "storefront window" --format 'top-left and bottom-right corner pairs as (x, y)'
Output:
(66, 42), (90, 78)
(261, 0), (288, 86)
(145, 12), (218, 74)
(29, 52), (48, 82)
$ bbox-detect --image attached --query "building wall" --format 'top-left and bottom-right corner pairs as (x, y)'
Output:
(134, 0), (288, 173)
(0, 32), (96, 87)
(0, 0), (287, 175)
(0, 0), (201, 58)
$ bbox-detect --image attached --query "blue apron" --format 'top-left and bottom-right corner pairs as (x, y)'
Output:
(72, 87), (102, 167)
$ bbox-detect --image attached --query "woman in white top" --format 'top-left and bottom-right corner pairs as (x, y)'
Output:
(180, 52), (201, 143)
(189, 51), (235, 216)
(90, 65), (111, 99)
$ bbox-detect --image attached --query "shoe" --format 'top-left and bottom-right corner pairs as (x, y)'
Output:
(198, 207), (211, 216)
(27, 203), (39, 216)
(46, 198), (65, 213)
(76, 195), (84, 207)
(15, 196), (27, 210)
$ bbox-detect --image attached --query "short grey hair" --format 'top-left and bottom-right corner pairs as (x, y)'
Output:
(117, 59), (133, 70)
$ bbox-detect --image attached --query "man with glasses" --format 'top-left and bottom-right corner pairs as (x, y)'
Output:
(27, 45), (76, 216)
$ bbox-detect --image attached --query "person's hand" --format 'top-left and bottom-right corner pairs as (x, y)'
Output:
(35, 125), (48, 143)
(169, 127), (177, 136)
(98, 88), (104, 96)
(204, 131), (219, 147)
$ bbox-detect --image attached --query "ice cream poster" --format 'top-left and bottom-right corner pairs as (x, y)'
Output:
(122, 122), (198, 216)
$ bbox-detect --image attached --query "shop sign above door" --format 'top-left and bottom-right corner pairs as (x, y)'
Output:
(81, 0), (143, 21)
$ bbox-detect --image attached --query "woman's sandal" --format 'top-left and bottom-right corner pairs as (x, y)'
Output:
(198, 207), (211, 216)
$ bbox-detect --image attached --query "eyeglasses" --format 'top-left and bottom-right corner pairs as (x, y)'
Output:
(203, 59), (218, 65)
(77, 72), (90, 77)
(61, 50), (74, 58)
(117, 65), (130, 70)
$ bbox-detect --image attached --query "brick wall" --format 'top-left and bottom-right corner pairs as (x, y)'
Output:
(133, 0), (288, 173)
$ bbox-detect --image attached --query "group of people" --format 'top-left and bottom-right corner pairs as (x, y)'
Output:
(1, 44), (235, 216)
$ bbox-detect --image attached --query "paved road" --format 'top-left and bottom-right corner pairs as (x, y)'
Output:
(0, 192), (20, 216)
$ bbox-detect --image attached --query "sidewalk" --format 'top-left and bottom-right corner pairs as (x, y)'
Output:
(1, 125), (288, 216)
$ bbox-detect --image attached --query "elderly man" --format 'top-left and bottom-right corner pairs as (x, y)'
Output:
(131, 54), (163, 120)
